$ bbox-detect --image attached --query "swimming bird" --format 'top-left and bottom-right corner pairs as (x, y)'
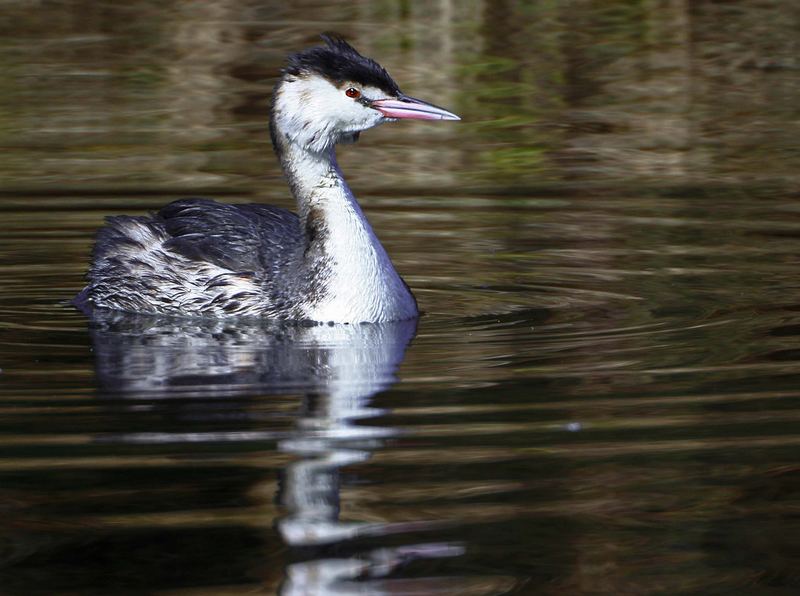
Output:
(76, 35), (459, 323)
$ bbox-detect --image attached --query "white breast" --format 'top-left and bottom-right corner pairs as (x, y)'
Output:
(301, 176), (418, 323)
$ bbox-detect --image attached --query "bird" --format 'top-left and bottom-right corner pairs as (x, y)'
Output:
(75, 34), (459, 324)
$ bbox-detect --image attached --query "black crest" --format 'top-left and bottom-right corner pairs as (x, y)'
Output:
(284, 34), (401, 96)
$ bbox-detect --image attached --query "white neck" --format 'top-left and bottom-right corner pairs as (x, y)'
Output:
(280, 143), (418, 323)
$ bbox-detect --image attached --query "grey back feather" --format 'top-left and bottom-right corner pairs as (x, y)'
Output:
(158, 198), (301, 273)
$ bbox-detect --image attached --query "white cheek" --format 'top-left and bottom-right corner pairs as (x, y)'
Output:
(296, 79), (366, 128)
(324, 88), (382, 132)
(275, 78), (386, 150)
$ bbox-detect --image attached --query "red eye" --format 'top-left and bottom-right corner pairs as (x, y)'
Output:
(345, 87), (361, 99)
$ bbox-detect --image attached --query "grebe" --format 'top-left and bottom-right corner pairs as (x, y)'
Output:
(76, 35), (459, 323)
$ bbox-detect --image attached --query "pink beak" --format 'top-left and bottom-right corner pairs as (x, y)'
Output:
(371, 95), (460, 121)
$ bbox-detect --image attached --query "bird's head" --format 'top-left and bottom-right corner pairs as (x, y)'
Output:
(270, 34), (460, 155)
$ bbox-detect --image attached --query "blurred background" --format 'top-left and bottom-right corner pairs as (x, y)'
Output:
(2, 0), (798, 196)
(2, 1), (800, 595)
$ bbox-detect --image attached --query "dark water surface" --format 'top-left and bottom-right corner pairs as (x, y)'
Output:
(2, 1), (800, 595)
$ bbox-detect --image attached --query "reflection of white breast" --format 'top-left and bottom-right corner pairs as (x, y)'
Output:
(277, 322), (412, 556)
(306, 321), (414, 404)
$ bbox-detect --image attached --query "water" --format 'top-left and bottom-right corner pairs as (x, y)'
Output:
(2, 1), (800, 594)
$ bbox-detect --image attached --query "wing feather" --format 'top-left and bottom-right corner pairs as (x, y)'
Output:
(157, 198), (301, 272)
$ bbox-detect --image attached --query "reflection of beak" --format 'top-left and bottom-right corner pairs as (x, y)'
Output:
(371, 95), (461, 121)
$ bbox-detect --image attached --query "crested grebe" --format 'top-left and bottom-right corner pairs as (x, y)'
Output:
(76, 35), (459, 323)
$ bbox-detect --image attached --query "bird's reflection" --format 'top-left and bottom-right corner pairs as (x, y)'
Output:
(85, 311), (462, 594)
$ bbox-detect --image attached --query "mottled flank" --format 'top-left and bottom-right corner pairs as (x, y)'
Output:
(78, 198), (327, 319)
